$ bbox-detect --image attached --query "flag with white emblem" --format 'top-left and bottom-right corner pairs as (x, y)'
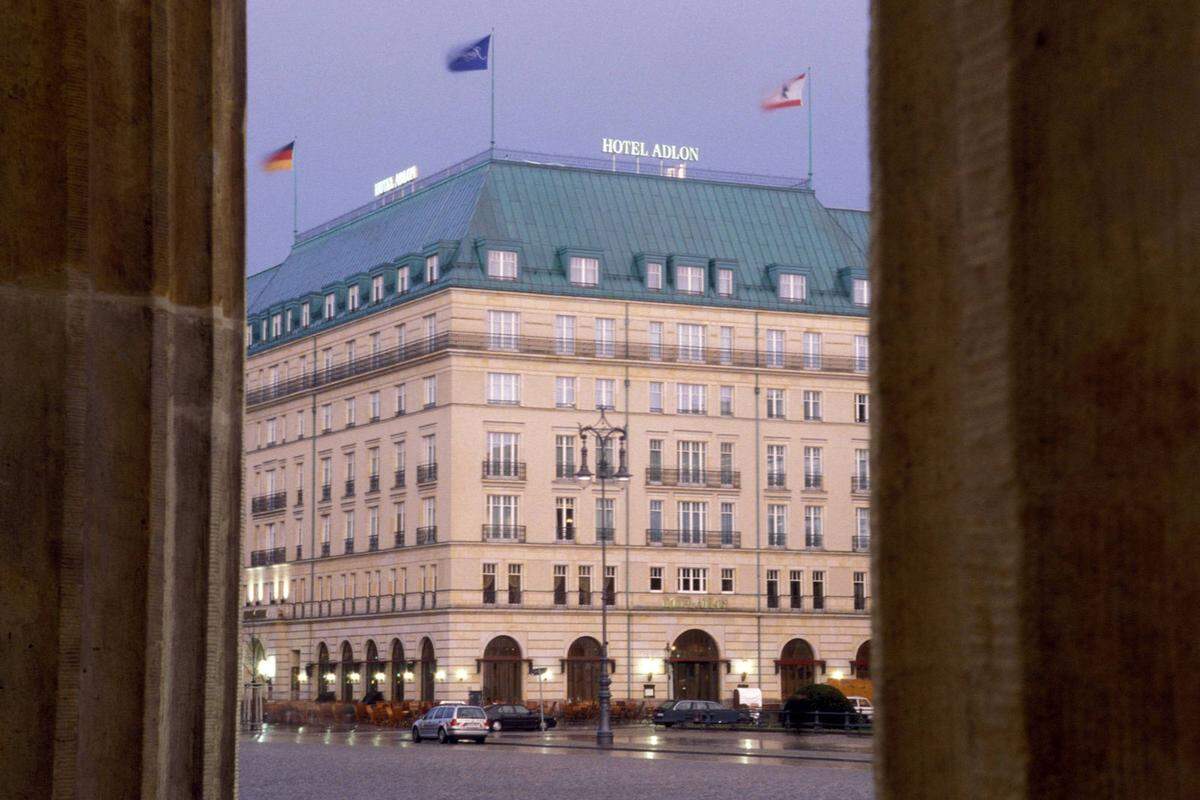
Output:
(762, 73), (807, 111)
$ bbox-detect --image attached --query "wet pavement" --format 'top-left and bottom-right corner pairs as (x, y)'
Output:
(239, 725), (875, 800)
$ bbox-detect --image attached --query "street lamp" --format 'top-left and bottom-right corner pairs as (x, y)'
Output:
(574, 407), (630, 747)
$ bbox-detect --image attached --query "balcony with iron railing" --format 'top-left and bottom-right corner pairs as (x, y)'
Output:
(251, 491), (287, 515)
(295, 488), (303, 506)
(394, 530), (406, 548)
(853, 535), (871, 552)
(596, 527), (615, 543)
(416, 463), (437, 484)
(367, 474), (380, 493)
(343, 537), (354, 554)
(804, 535), (824, 549)
(481, 460), (526, 480)
(555, 462), (576, 479)
(482, 524), (526, 542)
(368, 534), (379, 551)
(320, 484), (331, 502)
(767, 471), (788, 490)
(320, 541), (330, 557)
(416, 526), (437, 545)
(645, 529), (741, 548)
(393, 469), (406, 488)
(295, 544), (302, 560)
(851, 474), (870, 493)
(644, 467), (740, 489)
(249, 547), (286, 567)
(555, 525), (576, 542)
(343, 479), (355, 497)
(803, 473), (824, 491)
(508, 586), (522, 605)
(246, 329), (869, 408)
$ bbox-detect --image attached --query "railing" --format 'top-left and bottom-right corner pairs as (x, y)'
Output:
(393, 469), (406, 488)
(482, 586), (496, 605)
(343, 537), (354, 554)
(556, 526), (576, 542)
(295, 544), (302, 560)
(482, 524), (526, 542)
(804, 535), (824, 549)
(344, 479), (355, 497)
(852, 475), (870, 493)
(555, 463), (576, 479)
(251, 491), (287, 515)
(416, 463), (437, 484)
(853, 535), (871, 552)
(482, 460), (526, 480)
(767, 535), (788, 548)
(249, 547), (286, 567)
(596, 527), (615, 543)
(320, 484), (331, 502)
(320, 541), (330, 557)
(803, 473), (824, 490)
(295, 488), (303, 506)
(508, 587), (522, 605)
(578, 588), (592, 606)
(416, 526), (437, 545)
(368, 534), (379, 551)
(646, 529), (741, 548)
(394, 530), (406, 548)
(767, 472), (788, 489)
(246, 330), (869, 407)
(367, 474), (380, 493)
(645, 467), (740, 489)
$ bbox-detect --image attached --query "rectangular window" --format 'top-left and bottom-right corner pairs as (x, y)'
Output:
(569, 256), (599, 286)
(555, 315), (576, 355)
(394, 383), (407, 415)
(422, 434), (436, 467)
(649, 566), (663, 592)
(719, 326), (734, 364)
(369, 391), (381, 421)
(804, 446), (824, 489)
(555, 434), (575, 479)
(854, 571), (867, 611)
(396, 266), (409, 293)
(804, 506), (824, 548)
(855, 392), (870, 423)
(768, 504), (788, 547)
(648, 439), (663, 481)
(422, 496), (436, 526)
(718, 385), (734, 416)
(578, 565), (592, 606)
(853, 278), (871, 306)
(301, 303), (310, 327)
(347, 285), (360, 311)
(395, 323), (407, 351)
(789, 570), (803, 608)
(854, 449), (870, 492)
(554, 564), (567, 605)
(767, 444), (786, 488)
(285, 311), (292, 333)
(766, 388), (785, 419)
(719, 500), (735, 544)
(595, 498), (614, 542)
(346, 340), (356, 364)
(555, 376), (576, 408)
(677, 441), (706, 484)
(855, 335), (870, 372)
(370, 274), (384, 303)
(802, 332), (823, 369)
(487, 310), (519, 350)
(270, 314), (282, 337)
(856, 507), (871, 551)
(486, 432), (520, 477)
(344, 397), (356, 427)
(508, 563), (523, 604)
(370, 332), (381, 355)
(646, 262), (663, 290)
(677, 323), (705, 362)
(423, 375), (436, 407)
(648, 321), (663, 360)
(720, 567), (734, 593)
(595, 378), (615, 410)
(812, 570), (825, 610)
(802, 390), (822, 421)
(423, 313), (436, 340)
(766, 329), (785, 368)
(649, 381), (663, 413)
(487, 249), (518, 280)
(482, 563), (496, 605)
(779, 273), (806, 302)
(394, 502), (406, 546)
(676, 265), (705, 294)
(595, 318), (615, 357)
(677, 567), (708, 593)
(648, 499), (663, 541)
(767, 569), (780, 608)
(487, 372), (521, 405)
(324, 293), (336, 319)
(677, 500), (706, 544)
(296, 410), (305, 438)
(425, 254), (439, 283)
(556, 497), (575, 540)
(677, 383), (706, 414)
(714, 268), (734, 297)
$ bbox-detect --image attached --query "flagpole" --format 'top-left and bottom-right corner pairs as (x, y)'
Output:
(807, 67), (813, 187)
(490, 29), (496, 153)
(292, 139), (299, 239)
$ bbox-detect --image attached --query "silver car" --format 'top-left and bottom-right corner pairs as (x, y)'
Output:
(411, 704), (489, 744)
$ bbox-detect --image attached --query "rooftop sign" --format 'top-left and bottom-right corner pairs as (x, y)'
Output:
(601, 138), (700, 162)
(373, 165), (419, 197)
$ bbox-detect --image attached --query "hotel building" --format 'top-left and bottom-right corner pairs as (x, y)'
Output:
(241, 150), (872, 706)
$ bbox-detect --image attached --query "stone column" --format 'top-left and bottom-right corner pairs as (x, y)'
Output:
(0, 2), (245, 799)
(871, 1), (1199, 798)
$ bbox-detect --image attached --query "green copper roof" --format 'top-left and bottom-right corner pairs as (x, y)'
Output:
(246, 152), (869, 352)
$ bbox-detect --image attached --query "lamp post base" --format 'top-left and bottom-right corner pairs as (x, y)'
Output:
(597, 671), (614, 747)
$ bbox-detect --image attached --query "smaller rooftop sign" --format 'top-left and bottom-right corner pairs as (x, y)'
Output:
(373, 165), (419, 197)
(601, 137), (700, 162)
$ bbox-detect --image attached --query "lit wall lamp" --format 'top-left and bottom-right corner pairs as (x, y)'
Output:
(346, 671), (361, 684)
(256, 656), (277, 681)
(454, 668), (468, 682)
(373, 672), (387, 683)
(638, 657), (664, 682)
(323, 671), (338, 684)
(402, 671), (415, 682)
(732, 659), (755, 682)
(434, 669), (447, 682)
(829, 669), (846, 681)
(297, 670), (308, 684)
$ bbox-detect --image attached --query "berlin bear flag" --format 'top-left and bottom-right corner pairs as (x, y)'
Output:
(762, 74), (807, 110)
(447, 35), (491, 71)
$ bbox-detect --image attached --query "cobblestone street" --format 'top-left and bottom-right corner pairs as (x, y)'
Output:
(239, 728), (874, 800)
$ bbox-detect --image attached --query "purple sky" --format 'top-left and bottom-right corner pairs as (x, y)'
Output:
(247, 0), (870, 275)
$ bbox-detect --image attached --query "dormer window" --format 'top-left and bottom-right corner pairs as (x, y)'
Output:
(347, 285), (360, 311)
(324, 293), (336, 319)
(285, 311), (293, 333)
(853, 278), (871, 306)
(425, 254), (439, 283)
(397, 266), (410, 293)
(260, 319), (268, 340)
(779, 273), (806, 302)
(569, 256), (599, 287)
(271, 314), (282, 338)
(646, 262), (663, 290)
(676, 265), (705, 294)
(487, 249), (518, 280)
(371, 275), (384, 303)
(717, 269), (734, 297)
(301, 303), (310, 327)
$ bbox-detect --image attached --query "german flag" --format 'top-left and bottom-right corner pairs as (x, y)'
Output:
(262, 141), (294, 172)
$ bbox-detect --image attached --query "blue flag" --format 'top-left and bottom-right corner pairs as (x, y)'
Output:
(447, 35), (490, 71)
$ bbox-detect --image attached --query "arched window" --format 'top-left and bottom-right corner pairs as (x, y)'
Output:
(670, 629), (721, 701)
(853, 640), (871, 680)
(779, 638), (817, 698)
(390, 638), (405, 702)
(419, 638), (436, 702)
(565, 636), (603, 702)
(339, 641), (354, 703)
(481, 635), (524, 704)
(365, 639), (381, 697)
(317, 642), (332, 700)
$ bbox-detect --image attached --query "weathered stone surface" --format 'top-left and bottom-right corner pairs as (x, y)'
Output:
(0, 2), (245, 799)
(872, 1), (1200, 798)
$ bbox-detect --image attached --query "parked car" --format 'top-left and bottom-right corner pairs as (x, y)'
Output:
(483, 703), (557, 731)
(847, 696), (873, 719)
(652, 699), (748, 727)
(411, 704), (489, 743)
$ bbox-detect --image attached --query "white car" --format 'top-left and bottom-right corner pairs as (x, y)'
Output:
(847, 696), (873, 718)
(411, 704), (489, 744)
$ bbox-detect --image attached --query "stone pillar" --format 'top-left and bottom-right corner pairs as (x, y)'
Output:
(0, 2), (245, 799)
(871, 2), (1199, 798)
